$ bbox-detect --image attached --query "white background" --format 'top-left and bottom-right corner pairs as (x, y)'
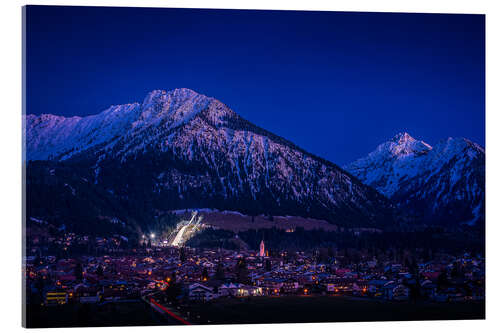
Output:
(0, 0), (498, 332)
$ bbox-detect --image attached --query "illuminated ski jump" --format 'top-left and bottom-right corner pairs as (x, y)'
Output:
(169, 211), (204, 247)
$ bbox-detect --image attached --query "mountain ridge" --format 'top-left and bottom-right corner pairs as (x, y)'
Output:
(25, 88), (395, 232)
(345, 132), (485, 226)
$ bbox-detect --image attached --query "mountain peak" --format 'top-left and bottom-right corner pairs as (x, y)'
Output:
(378, 132), (432, 158)
(391, 132), (414, 144)
(137, 88), (214, 126)
(142, 88), (207, 106)
(345, 133), (484, 225)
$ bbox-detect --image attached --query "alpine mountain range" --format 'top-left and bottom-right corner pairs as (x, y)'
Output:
(25, 88), (485, 235)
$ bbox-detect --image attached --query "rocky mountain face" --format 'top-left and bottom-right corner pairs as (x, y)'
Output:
(345, 132), (485, 226)
(25, 88), (394, 233)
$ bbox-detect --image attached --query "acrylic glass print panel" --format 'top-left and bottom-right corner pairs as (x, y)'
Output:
(22, 5), (485, 328)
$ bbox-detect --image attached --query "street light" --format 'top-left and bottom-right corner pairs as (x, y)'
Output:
(150, 233), (155, 239)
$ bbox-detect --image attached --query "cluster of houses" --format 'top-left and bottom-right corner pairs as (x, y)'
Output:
(25, 256), (143, 306)
(27, 227), (130, 255)
(187, 282), (263, 301)
(182, 253), (484, 303)
(24, 243), (485, 308)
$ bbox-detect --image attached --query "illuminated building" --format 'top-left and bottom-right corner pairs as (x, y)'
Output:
(259, 240), (265, 257)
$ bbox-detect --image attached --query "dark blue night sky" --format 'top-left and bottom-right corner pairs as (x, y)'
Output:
(25, 6), (485, 165)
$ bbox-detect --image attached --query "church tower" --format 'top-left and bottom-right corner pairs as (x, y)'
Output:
(259, 239), (265, 257)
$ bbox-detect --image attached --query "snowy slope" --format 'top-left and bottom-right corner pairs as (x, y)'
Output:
(25, 88), (212, 161)
(345, 133), (485, 225)
(25, 88), (394, 228)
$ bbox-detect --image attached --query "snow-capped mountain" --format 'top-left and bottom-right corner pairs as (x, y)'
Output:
(25, 88), (394, 229)
(345, 132), (485, 226)
(25, 88), (209, 161)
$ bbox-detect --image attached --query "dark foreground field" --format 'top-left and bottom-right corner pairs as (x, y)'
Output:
(25, 296), (485, 327)
(187, 296), (485, 325)
(25, 300), (172, 328)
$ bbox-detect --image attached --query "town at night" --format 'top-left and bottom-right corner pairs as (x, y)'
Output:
(21, 5), (485, 328)
(24, 210), (485, 326)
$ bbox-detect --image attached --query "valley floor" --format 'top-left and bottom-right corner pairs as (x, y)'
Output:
(25, 300), (173, 328)
(25, 295), (485, 327)
(186, 296), (485, 325)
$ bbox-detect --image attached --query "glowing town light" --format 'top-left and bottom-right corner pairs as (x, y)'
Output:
(150, 233), (155, 239)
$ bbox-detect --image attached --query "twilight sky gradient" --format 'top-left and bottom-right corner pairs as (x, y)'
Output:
(25, 6), (485, 165)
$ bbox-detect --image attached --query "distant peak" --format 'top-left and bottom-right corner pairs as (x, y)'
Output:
(391, 132), (415, 144)
(374, 132), (432, 158)
(434, 136), (485, 155)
